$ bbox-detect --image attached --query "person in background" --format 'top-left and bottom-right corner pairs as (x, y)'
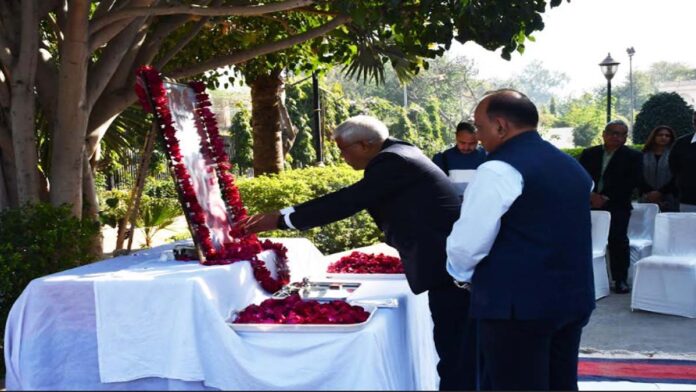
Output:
(638, 125), (678, 212)
(432, 121), (486, 197)
(669, 111), (696, 212)
(446, 89), (595, 390)
(235, 115), (479, 390)
(579, 120), (643, 294)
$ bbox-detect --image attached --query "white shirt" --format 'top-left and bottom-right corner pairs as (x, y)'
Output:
(446, 160), (523, 282)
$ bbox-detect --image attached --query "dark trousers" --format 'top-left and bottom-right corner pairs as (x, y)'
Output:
(606, 208), (631, 283)
(479, 313), (591, 391)
(428, 285), (478, 391)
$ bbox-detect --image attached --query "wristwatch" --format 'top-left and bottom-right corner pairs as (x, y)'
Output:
(453, 280), (471, 290)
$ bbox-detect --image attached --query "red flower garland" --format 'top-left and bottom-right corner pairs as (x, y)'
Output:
(134, 65), (290, 293)
(327, 251), (404, 274)
(233, 293), (370, 325)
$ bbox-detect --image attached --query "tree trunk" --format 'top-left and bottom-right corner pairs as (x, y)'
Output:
(0, 150), (9, 210)
(83, 152), (103, 257)
(278, 86), (299, 155)
(250, 70), (284, 175)
(10, 0), (41, 206)
(0, 118), (18, 208)
(49, 1), (90, 218)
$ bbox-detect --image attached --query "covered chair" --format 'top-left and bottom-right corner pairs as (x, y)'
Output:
(631, 213), (696, 318)
(591, 211), (611, 300)
(627, 203), (659, 282)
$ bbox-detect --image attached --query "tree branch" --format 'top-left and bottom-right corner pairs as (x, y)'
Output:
(155, 13), (211, 69)
(89, 0), (314, 35)
(34, 48), (58, 128)
(89, 0), (158, 51)
(169, 14), (350, 79)
(0, 32), (14, 70)
(105, 14), (191, 100)
(92, 0), (119, 20)
(89, 17), (138, 52)
(37, 0), (60, 19)
(0, 69), (9, 109)
(88, 17), (148, 110)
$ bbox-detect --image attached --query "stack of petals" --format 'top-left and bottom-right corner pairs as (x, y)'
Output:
(234, 294), (370, 325)
(327, 251), (404, 274)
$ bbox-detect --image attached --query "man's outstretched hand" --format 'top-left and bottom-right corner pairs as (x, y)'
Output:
(234, 211), (281, 234)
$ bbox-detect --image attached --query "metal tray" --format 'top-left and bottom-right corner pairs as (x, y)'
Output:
(325, 272), (406, 281)
(227, 304), (377, 333)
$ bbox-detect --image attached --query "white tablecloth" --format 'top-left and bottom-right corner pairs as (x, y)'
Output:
(4, 239), (437, 390)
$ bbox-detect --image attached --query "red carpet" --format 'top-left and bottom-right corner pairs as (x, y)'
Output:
(578, 357), (696, 384)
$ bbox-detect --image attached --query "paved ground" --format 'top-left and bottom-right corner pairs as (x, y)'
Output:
(581, 292), (696, 359)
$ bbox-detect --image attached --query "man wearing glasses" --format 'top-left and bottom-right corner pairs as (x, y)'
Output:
(236, 115), (478, 390)
(579, 120), (643, 294)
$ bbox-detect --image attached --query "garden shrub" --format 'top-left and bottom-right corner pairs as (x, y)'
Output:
(237, 164), (384, 254)
(0, 203), (99, 375)
(633, 92), (694, 144)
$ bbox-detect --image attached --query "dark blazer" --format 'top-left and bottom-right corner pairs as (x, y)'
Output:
(290, 138), (462, 294)
(578, 145), (643, 210)
(669, 132), (696, 205)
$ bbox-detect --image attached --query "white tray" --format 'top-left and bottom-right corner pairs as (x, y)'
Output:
(325, 272), (406, 280)
(227, 304), (377, 333)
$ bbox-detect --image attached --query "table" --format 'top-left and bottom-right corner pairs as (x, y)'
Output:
(4, 239), (437, 390)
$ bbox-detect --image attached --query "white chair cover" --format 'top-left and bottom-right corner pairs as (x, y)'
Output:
(591, 211), (611, 300)
(631, 213), (696, 318)
(627, 203), (659, 282)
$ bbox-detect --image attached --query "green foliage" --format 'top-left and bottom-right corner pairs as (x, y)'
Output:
(561, 145), (643, 159)
(0, 203), (99, 373)
(558, 93), (607, 147)
(633, 92), (694, 144)
(237, 165), (383, 254)
(499, 60), (569, 106)
(98, 188), (131, 228)
(98, 177), (182, 236)
(229, 107), (254, 174)
(285, 77), (352, 168)
(143, 178), (177, 199)
(612, 62), (696, 124)
(561, 147), (585, 159)
(137, 199), (183, 248)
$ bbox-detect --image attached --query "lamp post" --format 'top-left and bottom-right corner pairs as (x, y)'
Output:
(599, 53), (620, 123)
(626, 47), (636, 129)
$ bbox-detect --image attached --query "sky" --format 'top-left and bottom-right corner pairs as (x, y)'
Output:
(448, 0), (696, 96)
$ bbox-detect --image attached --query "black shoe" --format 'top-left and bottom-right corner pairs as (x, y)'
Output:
(613, 280), (630, 294)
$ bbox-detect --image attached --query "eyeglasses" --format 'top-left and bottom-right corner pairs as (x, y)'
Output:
(336, 141), (360, 152)
(336, 139), (376, 152)
(606, 131), (628, 138)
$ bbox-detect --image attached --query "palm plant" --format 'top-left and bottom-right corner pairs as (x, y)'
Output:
(136, 199), (183, 248)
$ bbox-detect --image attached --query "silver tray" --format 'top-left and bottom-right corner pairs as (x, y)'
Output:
(227, 304), (377, 333)
(272, 280), (361, 301)
(325, 272), (406, 281)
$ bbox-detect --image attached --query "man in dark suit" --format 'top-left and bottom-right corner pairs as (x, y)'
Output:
(237, 115), (477, 390)
(446, 89), (596, 390)
(669, 110), (696, 212)
(579, 120), (643, 293)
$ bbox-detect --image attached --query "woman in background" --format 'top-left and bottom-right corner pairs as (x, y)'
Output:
(639, 125), (678, 211)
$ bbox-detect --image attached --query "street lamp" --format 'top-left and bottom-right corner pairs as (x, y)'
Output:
(626, 47), (636, 129)
(599, 53), (620, 123)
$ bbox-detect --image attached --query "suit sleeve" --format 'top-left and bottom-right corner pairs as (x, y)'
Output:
(630, 150), (644, 191)
(669, 139), (683, 177)
(289, 153), (419, 230)
(432, 152), (444, 171)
